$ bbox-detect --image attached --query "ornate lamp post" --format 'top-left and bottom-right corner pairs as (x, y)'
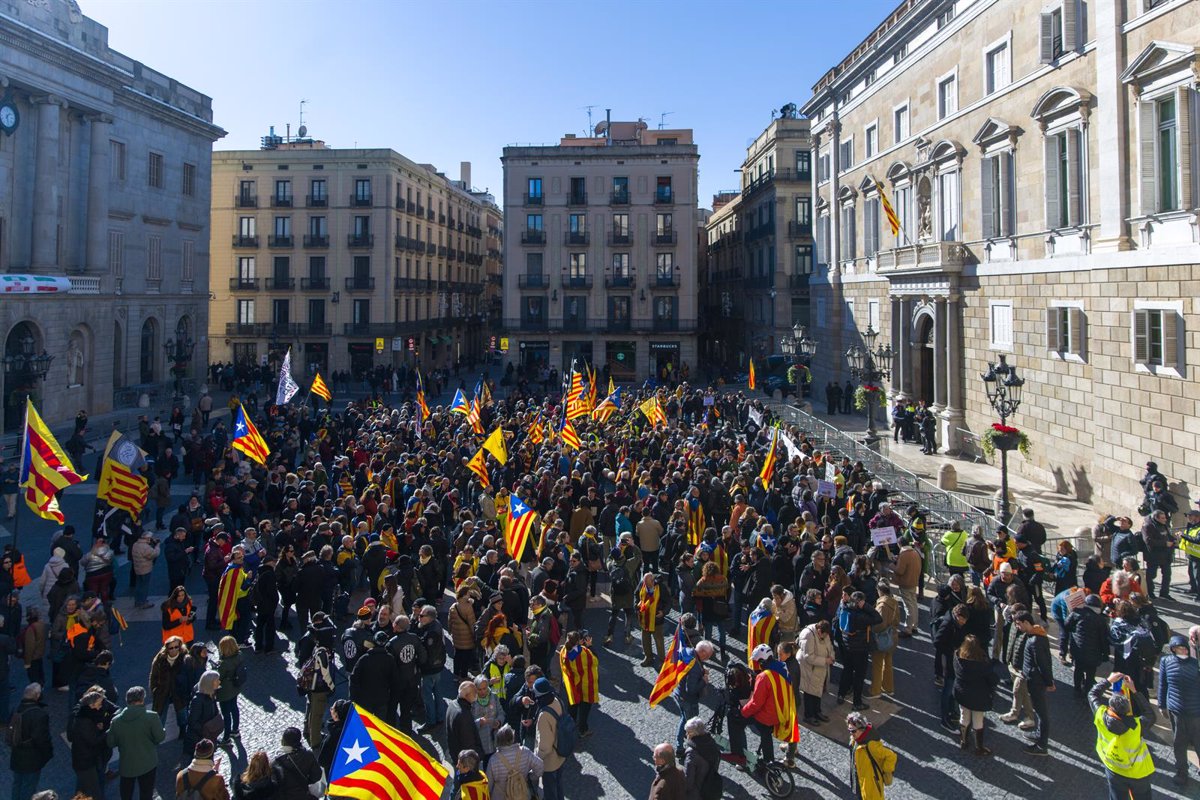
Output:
(2, 334), (54, 381)
(981, 354), (1025, 525)
(163, 328), (196, 400)
(780, 324), (818, 399)
(844, 324), (894, 448)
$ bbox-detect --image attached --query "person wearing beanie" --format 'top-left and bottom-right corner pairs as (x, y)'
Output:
(37, 547), (70, 607)
(533, 677), (567, 800)
(1065, 593), (1111, 695)
(271, 726), (324, 800)
(175, 738), (229, 800)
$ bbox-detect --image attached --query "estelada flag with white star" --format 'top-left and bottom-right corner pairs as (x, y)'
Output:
(231, 402), (270, 465)
(329, 704), (448, 800)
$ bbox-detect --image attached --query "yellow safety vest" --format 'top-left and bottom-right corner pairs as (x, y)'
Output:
(1180, 524), (1200, 559)
(1093, 707), (1154, 779)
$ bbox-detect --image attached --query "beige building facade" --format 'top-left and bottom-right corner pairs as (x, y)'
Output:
(0, 0), (224, 432)
(703, 114), (813, 370)
(803, 0), (1200, 510)
(210, 145), (489, 376)
(502, 122), (700, 382)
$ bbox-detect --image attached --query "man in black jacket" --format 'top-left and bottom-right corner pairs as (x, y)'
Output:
(1016, 610), (1055, 756)
(294, 551), (324, 630)
(445, 680), (484, 765)
(350, 631), (402, 725)
(10, 682), (53, 798)
(835, 590), (882, 711)
(415, 605), (447, 733)
(387, 615), (427, 732)
(272, 727), (324, 799)
(560, 555), (588, 632)
(254, 558), (279, 653)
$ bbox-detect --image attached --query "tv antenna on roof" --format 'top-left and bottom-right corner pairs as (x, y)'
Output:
(298, 99), (308, 138)
(658, 111), (673, 129)
(581, 105), (596, 137)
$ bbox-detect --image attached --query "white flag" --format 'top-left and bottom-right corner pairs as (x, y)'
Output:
(276, 348), (300, 405)
(780, 431), (803, 462)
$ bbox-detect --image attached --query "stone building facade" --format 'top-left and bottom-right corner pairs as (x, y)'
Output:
(0, 0), (224, 432)
(703, 114), (814, 369)
(210, 146), (489, 376)
(802, 0), (1200, 510)
(502, 122), (700, 382)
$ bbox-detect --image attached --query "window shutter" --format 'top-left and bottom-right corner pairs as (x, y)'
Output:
(1003, 152), (1015, 237)
(1139, 101), (1158, 214)
(1063, 0), (1078, 52)
(1068, 307), (1086, 359)
(1162, 311), (1180, 369)
(1039, 12), (1054, 63)
(1066, 128), (1083, 227)
(981, 156), (996, 239)
(1046, 308), (1060, 351)
(1178, 87), (1192, 210)
(1044, 135), (1061, 229)
(1133, 310), (1149, 363)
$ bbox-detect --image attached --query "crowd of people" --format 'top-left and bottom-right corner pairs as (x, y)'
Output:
(2, 369), (1199, 800)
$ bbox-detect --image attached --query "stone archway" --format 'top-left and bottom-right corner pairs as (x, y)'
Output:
(912, 312), (935, 406)
(139, 317), (158, 384)
(3, 321), (44, 432)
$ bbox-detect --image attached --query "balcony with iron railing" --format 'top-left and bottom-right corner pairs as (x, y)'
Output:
(606, 317), (632, 332)
(226, 322), (269, 336)
(510, 317), (548, 331)
(654, 190), (674, 205)
(561, 274), (593, 289)
(425, 242), (436, 254)
(788, 273), (812, 290)
(347, 233), (375, 248)
(267, 234), (294, 248)
(300, 276), (330, 291)
(518, 273), (549, 289)
(303, 234), (329, 248)
(566, 191), (587, 206)
(788, 221), (813, 238)
(415, 204), (425, 216)
(350, 193), (373, 207)
(235, 194), (257, 208)
(605, 274), (635, 289)
(265, 276), (295, 291)
(523, 194), (544, 206)
(229, 277), (260, 291)
(564, 231), (590, 246)
(636, 317), (695, 332)
(467, 226), (482, 238)
(427, 209), (435, 221)
(609, 232), (632, 246)
(406, 201), (416, 213)
(438, 246), (448, 257)
(746, 273), (775, 288)
(307, 194), (327, 208)
(610, 189), (630, 205)
(439, 214), (446, 225)
(344, 276), (375, 291)
(270, 194), (293, 208)
(293, 322), (333, 336)
(653, 230), (677, 245)
(232, 235), (259, 248)
(561, 317), (589, 332)
(395, 235), (410, 251)
(520, 230), (545, 245)
(650, 273), (680, 288)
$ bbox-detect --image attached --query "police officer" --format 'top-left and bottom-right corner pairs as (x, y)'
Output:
(1179, 506), (1200, 597)
(1090, 672), (1155, 800)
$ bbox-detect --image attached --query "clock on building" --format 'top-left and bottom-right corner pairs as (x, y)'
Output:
(0, 98), (18, 136)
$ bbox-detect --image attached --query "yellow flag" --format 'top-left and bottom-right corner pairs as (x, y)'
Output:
(482, 426), (507, 465)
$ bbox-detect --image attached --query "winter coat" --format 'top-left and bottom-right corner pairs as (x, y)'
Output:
(933, 615), (967, 658)
(271, 746), (322, 800)
(535, 696), (567, 772)
(21, 619), (46, 667)
(1157, 652), (1200, 717)
(952, 655), (998, 712)
(216, 652), (243, 702)
(681, 732), (722, 798)
(148, 650), (186, 712)
(448, 600), (477, 651)
(1065, 606), (1111, 668)
(1141, 518), (1175, 567)
(9, 698), (53, 773)
(835, 602), (882, 655)
(773, 590), (799, 636)
(872, 595), (900, 652)
(798, 624), (834, 696)
(1020, 626), (1054, 688)
(349, 647), (401, 720)
(38, 554), (69, 603)
(485, 743), (544, 800)
(106, 702), (166, 778)
(69, 703), (111, 771)
(647, 765), (687, 800)
(850, 729), (895, 800)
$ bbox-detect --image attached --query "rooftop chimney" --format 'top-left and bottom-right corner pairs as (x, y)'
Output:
(460, 161), (471, 189)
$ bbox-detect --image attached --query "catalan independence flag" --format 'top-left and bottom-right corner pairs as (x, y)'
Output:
(231, 403), (270, 465)
(449, 388), (470, 416)
(592, 387), (622, 424)
(505, 495), (538, 562)
(459, 776), (489, 800)
(747, 601), (777, 664)
(686, 495), (705, 547)
(560, 643), (600, 705)
(96, 430), (148, 517)
(19, 399), (87, 523)
(558, 414), (581, 451)
(329, 704), (449, 800)
(528, 416), (545, 445)
(467, 448), (490, 489)
(760, 659), (801, 743)
(748, 358), (756, 390)
(217, 564), (251, 630)
(466, 396), (484, 435)
(310, 372), (332, 402)
(876, 180), (901, 237)
(649, 627), (696, 708)
(639, 396), (665, 427)
(759, 424), (779, 489)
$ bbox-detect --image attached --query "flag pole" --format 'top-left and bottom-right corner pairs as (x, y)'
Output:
(12, 400), (29, 553)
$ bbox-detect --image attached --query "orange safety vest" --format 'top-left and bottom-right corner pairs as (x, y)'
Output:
(162, 601), (195, 644)
(65, 620), (89, 651)
(11, 556), (30, 588)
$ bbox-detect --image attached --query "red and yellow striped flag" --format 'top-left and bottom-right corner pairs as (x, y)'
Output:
(467, 448), (490, 489)
(560, 644), (600, 705)
(649, 628), (696, 707)
(329, 704), (449, 800)
(231, 403), (270, 465)
(877, 180), (901, 237)
(748, 358), (756, 390)
(759, 424), (779, 489)
(310, 372), (332, 402)
(19, 399), (87, 523)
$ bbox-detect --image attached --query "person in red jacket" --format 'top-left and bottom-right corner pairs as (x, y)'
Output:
(739, 644), (782, 774)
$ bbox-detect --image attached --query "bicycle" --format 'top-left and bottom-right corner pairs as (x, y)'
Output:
(707, 691), (796, 798)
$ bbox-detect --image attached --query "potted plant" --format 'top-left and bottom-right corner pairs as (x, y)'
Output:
(981, 423), (1032, 459)
(854, 384), (884, 411)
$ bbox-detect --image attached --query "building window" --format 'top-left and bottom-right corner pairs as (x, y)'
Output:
(656, 213), (673, 236)
(817, 153), (830, 183)
(612, 252), (630, 278)
(981, 151), (1014, 238)
(147, 152), (164, 189)
(568, 253), (586, 279)
(795, 244), (814, 274)
(308, 256), (326, 280)
(611, 177), (628, 202)
(527, 178), (543, 201)
(526, 214), (543, 232)
(354, 179), (371, 203)
(656, 252), (674, 281)
(863, 196), (881, 257)
(108, 230), (124, 276)
(796, 150), (811, 180)
(353, 299), (370, 325)
(110, 140), (126, 181)
(238, 256), (256, 280)
(272, 299), (290, 325)
(1133, 306), (1181, 370)
(182, 163), (196, 197)
(985, 40), (1011, 94)
(937, 6), (955, 28)
(1156, 96), (1179, 212)
(274, 179), (291, 204)
(893, 105), (909, 144)
(239, 217), (256, 238)
(353, 216), (370, 236)
(894, 184), (913, 243)
(817, 213), (831, 264)
(612, 213), (629, 237)
(608, 296), (630, 324)
(309, 216), (326, 236)
(237, 299), (255, 325)
(839, 138), (854, 171)
(839, 204), (856, 261)
(937, 74), (958, 119)
(182, 239), (194, 282)
(795, 197), (811, 230)
(310, 179), (326, 203)
(569, 214), (586, 235)
(865, 125), (878, 159)
(309, 299), (325, 325)
(1040, 2), (1079, 62)
(937, 170), (960, 241)
(274, 216), (291, 238)
(147, 235), (162, 280)
(1044, 128), (1084, 228)
(655, 177), (673, 203)
(989, 301), (1014, 351)
(1046, 305), (1086, 358)
(868, 299), (881, 330)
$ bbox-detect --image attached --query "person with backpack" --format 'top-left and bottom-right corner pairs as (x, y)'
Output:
(214, 636), (246, 746)
(184, 670), (223, 759)
(106, 686), (166, 800)
(297, 641), (334, 748)
(604, 540), (639, 646)
(847, 710), (897, 800)
(270, 726), (325, 800)
(415, 604), (448, 734)
(533, 677), (572, 800)
(485, 723), (544, 800)
(175, 738), (230, 800)
(9, 682), (53, 800)
(681, 715), (723, 800)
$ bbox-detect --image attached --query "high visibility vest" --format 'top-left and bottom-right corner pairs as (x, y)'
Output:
(1093, 707), (1155, 779)
(1180, 524), (1200, 559)
(11, 556), (30, 588)
(163, 602), (195, 644)
(66, 621), (88, 651)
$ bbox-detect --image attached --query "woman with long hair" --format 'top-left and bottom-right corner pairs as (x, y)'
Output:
(953, 634), (998, 756)
(233, 750), (276, 799)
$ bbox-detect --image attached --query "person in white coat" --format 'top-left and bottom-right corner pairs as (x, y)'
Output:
(799, 620), (835, 725)
(38, 547), (69, 605)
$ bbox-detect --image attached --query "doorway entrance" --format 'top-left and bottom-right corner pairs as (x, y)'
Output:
(913, 314), (934, 405)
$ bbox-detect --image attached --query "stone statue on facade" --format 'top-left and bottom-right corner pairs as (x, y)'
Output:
(66, 334), (84, 386)
(917, 176), (933, 242)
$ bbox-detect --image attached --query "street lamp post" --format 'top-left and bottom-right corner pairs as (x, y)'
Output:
(780, 324), (818, 401)
(163, 331), (196, 401)
(981, 354), (1025, 526)
(844, 324), (894, 449)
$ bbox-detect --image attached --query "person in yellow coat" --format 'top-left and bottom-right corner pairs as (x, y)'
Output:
(847, 711), (897, 800)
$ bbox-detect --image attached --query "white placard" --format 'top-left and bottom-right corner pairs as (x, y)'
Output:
(870, 526), (898, 546)
(781, 431), (802, 461)
(816, 480), (837, 499)
(748, 408), (763, 427)
(825, 462), (836, 481)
